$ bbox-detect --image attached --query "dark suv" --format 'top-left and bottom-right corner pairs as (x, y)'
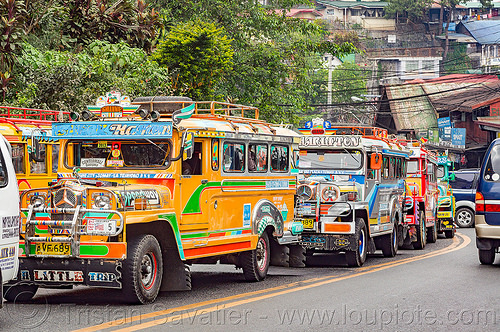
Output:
(449, 168), (480, 228)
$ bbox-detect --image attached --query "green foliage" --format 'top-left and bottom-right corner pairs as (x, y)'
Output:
(443, 42), (472, 74)
(385, 0), (433, 23)
(61, 0), (160, 52)
(153, 20), (234, 100)
(7, 41), (172, 111)
(330, 62), (369, 104)
(0, 0), (25, 72)
(480, 0), (494, 9)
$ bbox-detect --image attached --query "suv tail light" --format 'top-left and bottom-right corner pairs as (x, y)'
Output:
(476, 191), (484, 212)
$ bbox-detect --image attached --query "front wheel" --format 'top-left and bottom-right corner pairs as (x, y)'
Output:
(346, 219), (368, 267)
(3, 283), (38, 302)
(122, 234), (163, 304)
(241, 232), (270, 281)
(413, 210), (427, 250)
(479, 248), (496, 265)
(380, 222), (398, 257)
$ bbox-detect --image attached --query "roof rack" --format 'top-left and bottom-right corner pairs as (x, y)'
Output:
(0, 106), (68, 124)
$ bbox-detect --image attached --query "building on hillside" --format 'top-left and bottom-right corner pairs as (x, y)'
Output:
(455, 20), (500, 72)
(376, 74), (500, 168)
(275, 6), (323, 20)
(315, 0), (395, 31)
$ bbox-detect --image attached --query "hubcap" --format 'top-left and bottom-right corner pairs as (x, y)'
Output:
(359, 229), (365, 255)
(457, 211), (472, 226)
(256, 238), (267, 271)
(140, 253), (156, 289)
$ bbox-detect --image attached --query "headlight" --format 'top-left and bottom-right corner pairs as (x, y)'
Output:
(92, 194), (112, 210)
(30, 195), (45, 208)
(321, 186), (339, 202)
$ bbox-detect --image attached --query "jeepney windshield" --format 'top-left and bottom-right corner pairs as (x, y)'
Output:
(407, 160), (419, 174)
(65, 140), (172, 169)
(298, 149), (363, 170)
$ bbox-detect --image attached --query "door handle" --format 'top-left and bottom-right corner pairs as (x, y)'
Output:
(201, 179), (208, 184)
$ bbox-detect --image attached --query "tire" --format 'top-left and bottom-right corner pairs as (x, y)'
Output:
(479, 248), (495, 265)
(3, 283), (38, 302)
(122, 234), (163, 304)
(241, 232), (270, 281)
(380, 222), (398, 257)
(445, 230), (455, 238)
(346, 219), (368, 267)
(455, 208), (475, 228)
(427, 219), (437, 244)
(413, 210), (427, 250)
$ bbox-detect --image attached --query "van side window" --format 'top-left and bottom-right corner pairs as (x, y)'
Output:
(223, 142), (245, 172)
(11, 143), (25, 174)
(0, 149), (7, 187)
(270, 145), (288, 172)
(30, 143), (47, 174)
(249, 144), (268, 172)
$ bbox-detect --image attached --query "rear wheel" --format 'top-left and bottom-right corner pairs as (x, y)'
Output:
(241, 232), (270, 281)
(444, 230), (455, 238)
(122, 234), (163, 304)
(346, 219), (367, 267)
(427, 219), (437, 243)
(479, 248), (496, 265)
(380, 222), (398, 257)
(455, 208), (474, 228)
(413, 210), (427, 250)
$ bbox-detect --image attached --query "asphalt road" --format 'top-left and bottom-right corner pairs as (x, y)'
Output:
(1, 228), (498, 331)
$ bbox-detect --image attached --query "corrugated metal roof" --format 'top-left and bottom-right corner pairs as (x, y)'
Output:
(422, 80), (500, 112)
(464, 2), (500, 8)
(316, 0), (388, 9)
(386, 85), (438, 131)
(459, 20), (500, 45)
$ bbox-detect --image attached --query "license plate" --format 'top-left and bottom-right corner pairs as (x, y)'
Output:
(36, 243), (71, 256)
(86, 219), (117, 235)
(301, 218), (315, 229)
(437, 211), (451, 218)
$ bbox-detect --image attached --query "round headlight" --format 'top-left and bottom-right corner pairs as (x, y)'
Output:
(322, 186), (339, 202)
(93, 195), (111, 210)
(30, 195), (45, 208)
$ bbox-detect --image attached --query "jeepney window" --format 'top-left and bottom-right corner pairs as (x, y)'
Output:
(68, 140), (171, 168)
(30, 143), (47, 174)
(211, 138), (219, 171)
(52, 144), (59, 173)
(402, 159), (407, 177)
(383, 157), (389, 179)
(428, 163), (436, 182)
(396, 158), (401, 178)
(249, 144), (268, 172)
(0, 148), (7, 187)
(271, 145), (288, 172)
(298, 149), (363, 170)
(437, 165), (445, 179)
(223, 142), (245, 172)
(389, 157), (395, 179)
(11, 143), (25, 174)
(407, 160), (419, 174)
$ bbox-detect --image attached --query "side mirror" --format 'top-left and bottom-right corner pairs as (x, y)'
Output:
(449, 173), (455, 181)
(370, 153), (382, 170)
(182, 131), (194, 161)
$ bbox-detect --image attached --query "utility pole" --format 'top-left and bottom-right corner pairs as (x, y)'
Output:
(327, 54), (333, 107)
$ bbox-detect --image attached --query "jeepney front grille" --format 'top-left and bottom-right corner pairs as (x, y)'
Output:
(53, 188), (78, 208)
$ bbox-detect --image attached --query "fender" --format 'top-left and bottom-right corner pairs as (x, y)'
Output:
(252, 199), (284, 237)
(157, 213), (186, 260)
(455, 200), (476, 211)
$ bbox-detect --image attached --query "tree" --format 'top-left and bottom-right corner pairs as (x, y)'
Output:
(440, 0), (467, 64)
(148, 0), (357, 123)
(385, 0), (433, 24)
(152, 20), (234, 100)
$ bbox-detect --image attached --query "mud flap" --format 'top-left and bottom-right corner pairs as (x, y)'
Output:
(270, 238), (289, 267)
(288, 245), (306, 268)
(160, 248), (191, 291)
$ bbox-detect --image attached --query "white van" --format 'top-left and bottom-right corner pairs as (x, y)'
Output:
(0, 134), (20, 306)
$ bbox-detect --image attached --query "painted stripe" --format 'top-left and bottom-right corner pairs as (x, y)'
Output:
(184, 241), (252, 258)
